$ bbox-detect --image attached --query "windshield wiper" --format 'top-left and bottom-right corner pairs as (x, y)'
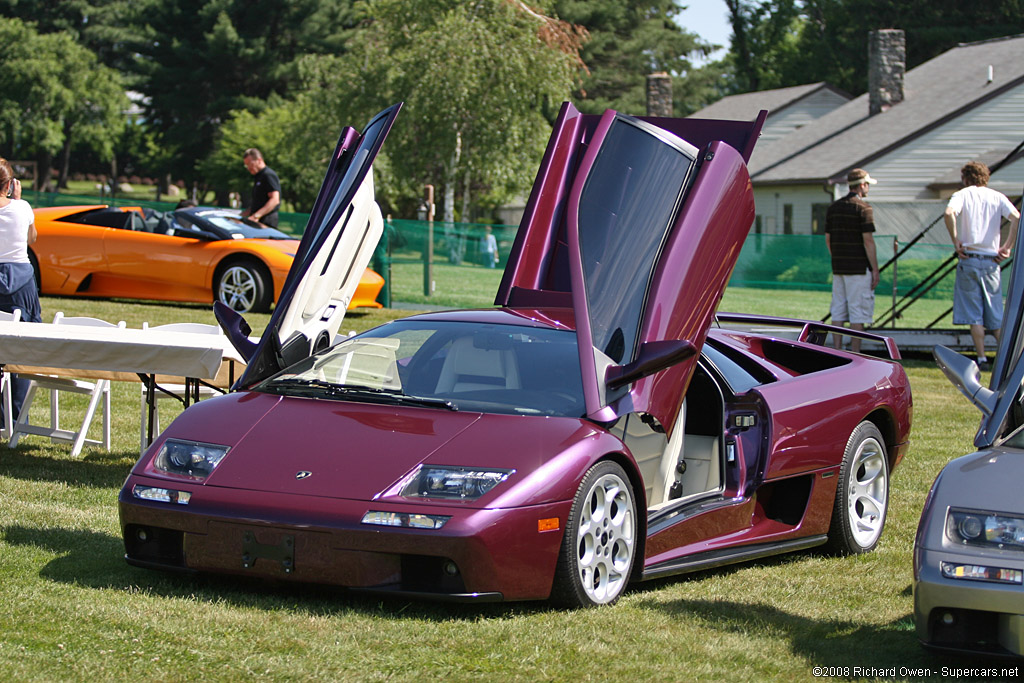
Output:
(260, 378), (457, 410)
(342, 385), (459, 411)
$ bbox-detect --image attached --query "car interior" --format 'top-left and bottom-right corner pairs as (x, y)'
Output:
(633, 361), (726, 510)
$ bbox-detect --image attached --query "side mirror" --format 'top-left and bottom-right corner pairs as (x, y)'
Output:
(606, 340), (696, 391)
(933, 344), (995, 416)
(214, 301), (259, 362)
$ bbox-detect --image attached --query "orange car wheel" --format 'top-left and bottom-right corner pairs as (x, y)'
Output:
(214, 258), (272, 313)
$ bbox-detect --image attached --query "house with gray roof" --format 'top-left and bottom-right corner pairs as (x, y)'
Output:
(694, 30), (1024, 242)
(691, 82), (850, 144)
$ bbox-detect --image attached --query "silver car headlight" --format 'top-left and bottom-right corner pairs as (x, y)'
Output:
(401, 465), (514, 500)
(153, 439), (230, 480)
(946, 508), (1024, 551)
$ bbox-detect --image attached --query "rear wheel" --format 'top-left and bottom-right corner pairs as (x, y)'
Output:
(551, 461), (637, 607)
(827, 421), (889, 554)
(215, 259), (271, 313)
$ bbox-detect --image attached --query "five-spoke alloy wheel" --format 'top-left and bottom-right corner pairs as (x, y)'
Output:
(827, 421), (889, 554)
(215, 260), (271, 313)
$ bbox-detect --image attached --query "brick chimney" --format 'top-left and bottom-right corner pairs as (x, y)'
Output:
(646, 72), (673, 117)
(869, 29), (905, 115)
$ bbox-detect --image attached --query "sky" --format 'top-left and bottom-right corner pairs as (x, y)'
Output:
(676, 1), (732, 62)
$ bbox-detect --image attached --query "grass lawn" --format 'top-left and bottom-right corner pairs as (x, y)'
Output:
(388, 261), (957, 328)
(0, 290), (1003, 681)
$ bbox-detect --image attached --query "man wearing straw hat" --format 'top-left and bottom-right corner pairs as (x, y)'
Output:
(825, 168), (880, 353)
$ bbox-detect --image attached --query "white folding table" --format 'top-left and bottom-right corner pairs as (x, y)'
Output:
(0, 320), (245, 453)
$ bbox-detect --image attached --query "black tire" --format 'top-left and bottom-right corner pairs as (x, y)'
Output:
(215, 259), (272, 313)
(826, 421), (889, 555)
(551, 460), (637, 607)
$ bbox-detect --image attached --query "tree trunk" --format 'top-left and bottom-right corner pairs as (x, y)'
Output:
(443, 131), (460, 224)
(36, 150), (54, 194)
(58, 124), (73, 190)
(444, 130), (464, 264)
(460, 167), (471, 224)
(725, 0), (758, 91)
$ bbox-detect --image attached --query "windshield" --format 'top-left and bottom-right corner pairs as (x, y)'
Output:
(195, 212), (292, 240)
(142, 208), (294, 241)
(256, 320), (586, 417)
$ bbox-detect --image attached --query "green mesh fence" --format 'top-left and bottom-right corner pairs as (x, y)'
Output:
(28, 189), (992, 313)
(729, 233), (967, 300)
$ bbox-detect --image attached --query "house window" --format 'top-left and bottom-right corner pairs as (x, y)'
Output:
(811, 204), (829, 235)
(783, 204), (793, 235)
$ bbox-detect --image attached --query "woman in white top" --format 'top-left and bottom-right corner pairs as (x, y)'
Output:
(0, 156), (41, 424)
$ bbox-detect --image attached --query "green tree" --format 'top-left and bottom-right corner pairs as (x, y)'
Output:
(0, 0), (140, 70)
(555, 0), (717, 115)
(0, 17), (127, 191)
(377, 0), (584, 224)
(216, 0), (585, 222)
(126, 0), (357, 186)
(725, 0), (1024, 96)
(724, 0), (801, 92)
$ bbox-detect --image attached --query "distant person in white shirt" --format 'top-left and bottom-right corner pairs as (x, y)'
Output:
(481, 226), (498, 268)
(0, 157), (42, 423)
(945, 161), (1021, 369)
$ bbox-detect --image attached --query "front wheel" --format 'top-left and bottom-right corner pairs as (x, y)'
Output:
(551, 460), (637, 607)
(215, 260), (271, 313)
(826, 421), (889, 554)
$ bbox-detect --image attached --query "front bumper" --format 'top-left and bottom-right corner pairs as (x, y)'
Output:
(119, 474), (570, 602)
(914, 546), (1024, 657)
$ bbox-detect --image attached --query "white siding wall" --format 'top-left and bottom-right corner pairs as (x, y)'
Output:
(989, 155), (1024, 197)
(752, 185), (831, 235)
(865, 85), (1024, 200)
(760, 89), (850, 143)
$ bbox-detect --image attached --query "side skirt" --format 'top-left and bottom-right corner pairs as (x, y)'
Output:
(640, 535), (828, 581)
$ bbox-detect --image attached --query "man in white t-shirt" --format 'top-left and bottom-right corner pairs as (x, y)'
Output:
(945, 161), (1021, 369)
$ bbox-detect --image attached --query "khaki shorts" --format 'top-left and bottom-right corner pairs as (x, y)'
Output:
(831, 270), (875, 324)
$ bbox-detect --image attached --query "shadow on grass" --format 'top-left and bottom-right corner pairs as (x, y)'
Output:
(0, 445), (135, 489)
(2, 523), (549, 621)
(638, 596), (972, 672)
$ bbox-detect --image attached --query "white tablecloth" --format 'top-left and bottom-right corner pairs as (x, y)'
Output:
(0, 321), (244, 380)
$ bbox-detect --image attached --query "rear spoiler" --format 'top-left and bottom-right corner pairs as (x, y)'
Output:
(714, 312), (901, 361)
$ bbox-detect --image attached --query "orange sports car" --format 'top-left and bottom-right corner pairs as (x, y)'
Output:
(29, 205), (385, 313)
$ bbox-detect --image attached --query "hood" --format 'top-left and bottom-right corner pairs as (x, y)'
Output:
(495, 102), (765, 431)
(201, 396), (603, 504)
(204, 396), (480, 499)
(925, 448), (1024, 522)
(219, 103), (402, 386)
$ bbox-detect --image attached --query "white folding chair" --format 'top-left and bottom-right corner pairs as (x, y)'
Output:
(9, 313), (126, 456)
(139, 322), (223, 453)
(0, 308), (22, 440)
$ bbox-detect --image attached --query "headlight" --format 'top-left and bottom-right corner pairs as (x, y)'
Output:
(153, 439), (230, 480)
(946, 508), (1024, 551)
(401, 466), (514, 500)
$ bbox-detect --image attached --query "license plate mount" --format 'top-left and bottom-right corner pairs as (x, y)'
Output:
(241, 530), (295, 573)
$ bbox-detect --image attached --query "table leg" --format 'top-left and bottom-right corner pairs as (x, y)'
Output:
(140, 373), (157, 448)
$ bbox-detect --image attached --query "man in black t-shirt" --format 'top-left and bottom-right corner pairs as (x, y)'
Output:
(241, 148), (281, 228)
(825, 168), (880, 352)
